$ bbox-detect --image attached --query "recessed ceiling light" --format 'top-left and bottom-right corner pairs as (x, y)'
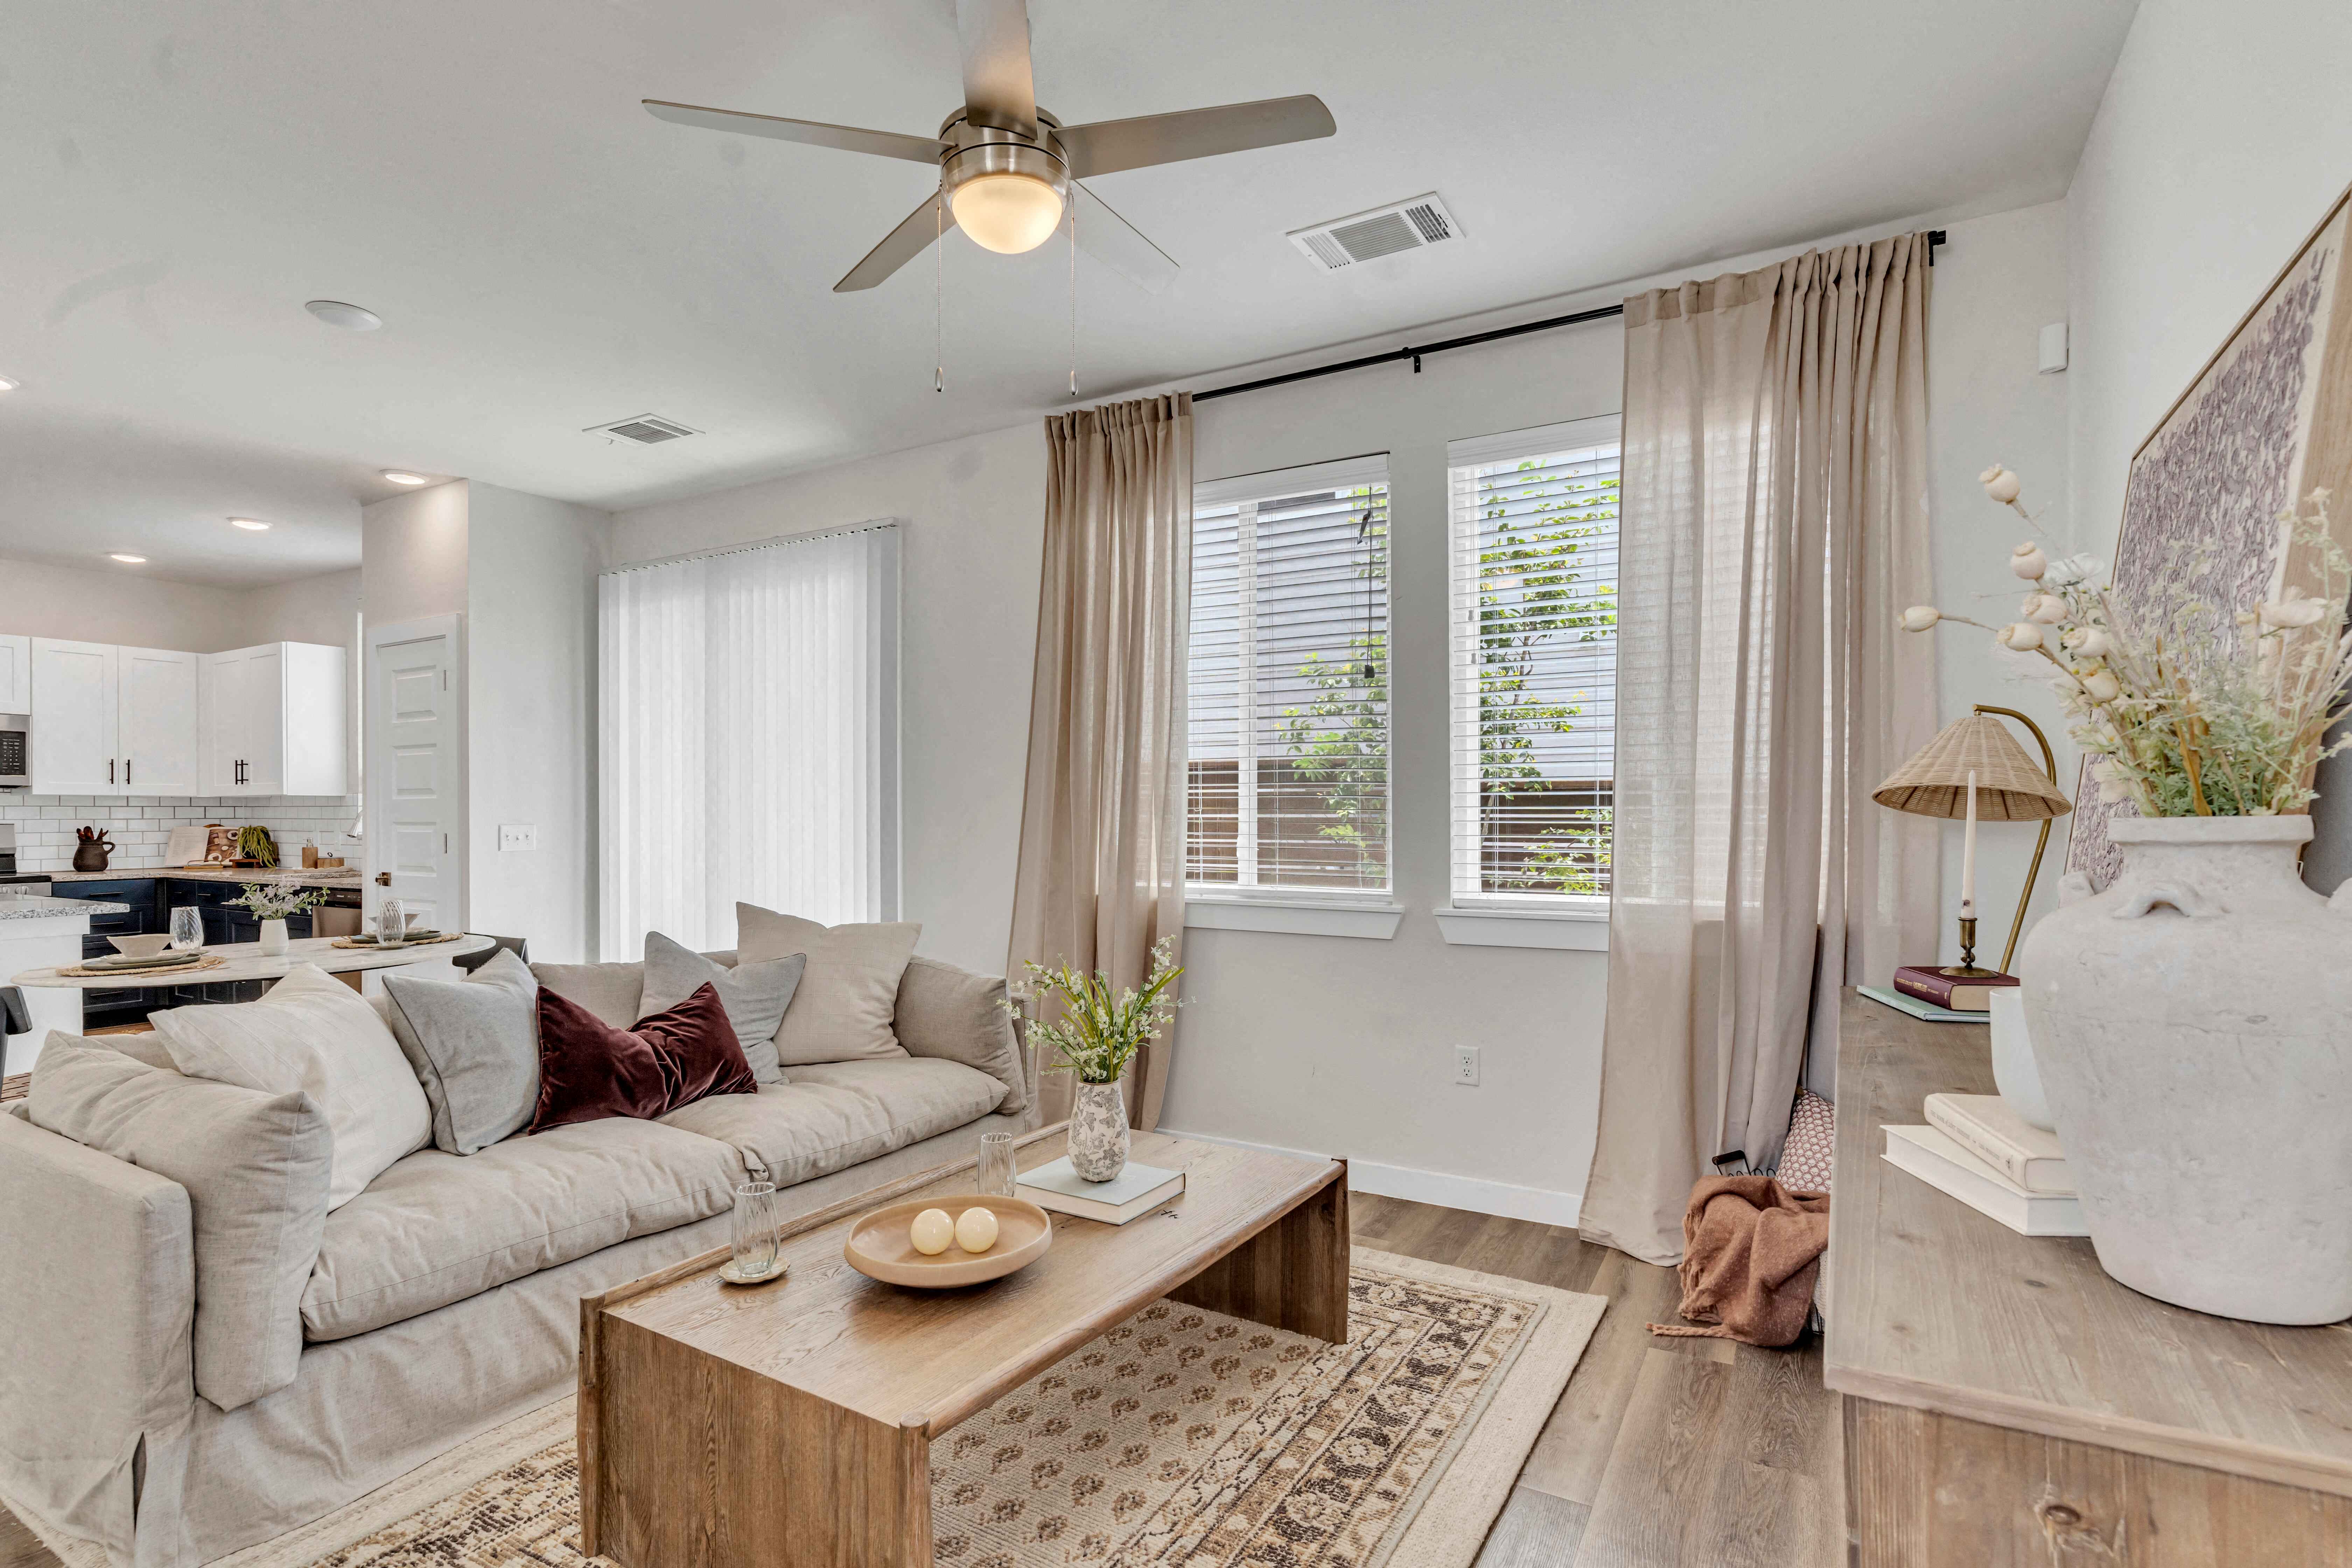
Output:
(229, 517), (270, 531)
(0, 376), (18, 392)
(380, 470), (430, 485)
(109, 553), (147, 564)
(306, 300), (382, 331)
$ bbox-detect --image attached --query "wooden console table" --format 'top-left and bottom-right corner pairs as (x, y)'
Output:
(1825, 989), (2352, 1564)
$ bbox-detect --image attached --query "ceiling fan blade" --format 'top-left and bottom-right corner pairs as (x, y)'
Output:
(1058, 94), (1337, 179)
(1071, 182), (1178, 294)
(644, 99), (947, 165)
(834, 193), (955, 293)
(954, 0), (1038, 127)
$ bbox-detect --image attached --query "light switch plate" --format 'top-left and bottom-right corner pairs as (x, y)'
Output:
(497, 824), (538, 852)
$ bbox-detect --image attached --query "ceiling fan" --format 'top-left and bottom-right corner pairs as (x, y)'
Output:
(644, 0), (1336, 295)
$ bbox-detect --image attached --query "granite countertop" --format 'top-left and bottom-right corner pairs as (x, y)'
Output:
(46, 867), (363, 888)
(0, 895), (132, 920)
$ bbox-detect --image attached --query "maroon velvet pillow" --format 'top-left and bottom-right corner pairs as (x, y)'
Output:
(527, 982), (758, 1134)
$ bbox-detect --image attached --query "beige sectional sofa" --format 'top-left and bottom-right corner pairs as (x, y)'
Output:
(0, 948), (1036, 1568)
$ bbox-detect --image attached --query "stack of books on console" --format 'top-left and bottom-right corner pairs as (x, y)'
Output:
(1882, 1092), (2086, 1236)
(1862, 963), (2022, 1022)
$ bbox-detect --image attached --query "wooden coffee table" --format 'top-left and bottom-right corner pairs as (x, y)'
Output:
(577, 1124), (1347, 1568)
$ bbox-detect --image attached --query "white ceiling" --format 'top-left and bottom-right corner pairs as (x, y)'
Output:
(0, 0), (2137, 586)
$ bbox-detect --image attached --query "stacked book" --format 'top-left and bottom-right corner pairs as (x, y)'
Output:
(1863, 964), (2022, 1023)
(1882, 1092), (2085, 1236)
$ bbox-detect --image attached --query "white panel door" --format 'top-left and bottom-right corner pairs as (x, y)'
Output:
(366, 616), (463, 933)
(120, 647), (200, 795)
(29, 639), (120, 794)
(0, 635), (29, 713)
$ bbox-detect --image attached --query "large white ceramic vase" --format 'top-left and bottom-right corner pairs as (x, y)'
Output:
(2018, 815), (2352, 1323)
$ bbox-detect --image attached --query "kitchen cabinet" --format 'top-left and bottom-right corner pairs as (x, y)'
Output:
(0, 634), (28, 713)
(201, 642), (346, 797)
(29, 638), (120, 794)
(120, 647), (201, 794)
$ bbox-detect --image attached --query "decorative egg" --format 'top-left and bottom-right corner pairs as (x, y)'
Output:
(955, 1206), (1000, 1253)
(909, 1208), (954, 1255)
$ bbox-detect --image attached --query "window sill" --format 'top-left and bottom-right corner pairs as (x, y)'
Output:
(1184, 895), (1404, 940)
(1434, 902), (1610, 951)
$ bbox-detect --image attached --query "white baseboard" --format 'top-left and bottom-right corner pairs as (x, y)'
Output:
(1156, 1126), (1585, 1229)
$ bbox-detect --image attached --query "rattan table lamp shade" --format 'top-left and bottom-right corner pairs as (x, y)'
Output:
(1874, 713), (2072, 821)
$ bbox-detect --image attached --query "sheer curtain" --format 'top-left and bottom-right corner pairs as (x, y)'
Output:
(600, 524), (901, 959)
(1578, 238), (1938, 1264)
(1009, 394), (1192, 1130)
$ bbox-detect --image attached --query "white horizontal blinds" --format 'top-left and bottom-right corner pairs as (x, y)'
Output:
(1187, 455), (1391, 895)
(1448, 416), (1622, 903)
(600, 524), (900, 958)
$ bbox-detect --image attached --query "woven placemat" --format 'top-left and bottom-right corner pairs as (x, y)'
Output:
(330, 932), (465, 950)
(56, 954), (228, 979)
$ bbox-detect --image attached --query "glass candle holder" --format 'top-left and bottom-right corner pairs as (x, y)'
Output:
(732, 1180), (780, 1279)
(976, 1130), (1019, 1198)
(169, 905), (204, 951)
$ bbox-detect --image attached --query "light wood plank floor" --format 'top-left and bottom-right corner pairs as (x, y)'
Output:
(0, 1194), (1843, 1568)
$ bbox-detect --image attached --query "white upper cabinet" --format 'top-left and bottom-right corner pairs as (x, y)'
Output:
(201, 642), (346, 797)
(0, 635), (28, 713)
(119, 647), (201, 795)
(29, 639), (121, 794)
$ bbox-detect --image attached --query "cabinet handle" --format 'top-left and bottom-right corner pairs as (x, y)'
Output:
(125, 758), (132, 786)
(108, 758), (115, 785)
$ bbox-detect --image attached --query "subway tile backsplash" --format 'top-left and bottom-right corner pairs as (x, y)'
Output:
(0, 796), (361, 872)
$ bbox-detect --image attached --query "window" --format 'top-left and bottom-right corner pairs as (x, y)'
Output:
(1447, 416), (1620, 909)
(599, 524), (900, 958)
(1187, 455), (1391, 901)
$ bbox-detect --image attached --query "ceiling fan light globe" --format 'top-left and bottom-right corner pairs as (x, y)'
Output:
(951, 173), (1065, 254)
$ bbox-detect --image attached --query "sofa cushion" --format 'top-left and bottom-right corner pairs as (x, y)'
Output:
(640, 932), (802, 1085)
(736, 904), (918, 1066)
(301, 1115), (743, 1341)
(152, 963), (432, 1209)
(529, 959), (645, 1028)
(894, 956), (1029, 1115)
(26, 1034), (331, 1411)
(657, 1057), (1006, 1188)
(382, 948), (540, 1155)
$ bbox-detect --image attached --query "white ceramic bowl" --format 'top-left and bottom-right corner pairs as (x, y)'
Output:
(108, 934), (173, 959)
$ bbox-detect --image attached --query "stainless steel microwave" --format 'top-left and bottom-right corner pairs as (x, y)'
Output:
(0, 714), (26, 788)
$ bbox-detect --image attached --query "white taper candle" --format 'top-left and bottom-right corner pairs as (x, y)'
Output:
(1960, 769), (1979, 919)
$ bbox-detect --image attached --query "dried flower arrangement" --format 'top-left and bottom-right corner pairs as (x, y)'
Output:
(1900, 468), (2352, 817)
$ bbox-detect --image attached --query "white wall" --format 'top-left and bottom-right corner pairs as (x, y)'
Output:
(2065, 0), (2352, 889)
(1921, 202), (2077, 968)
(360, 482), (469, 626)
(465, 483), (610, 962)
(0, 555), (250, 650)
(609, 425), (1048, 975)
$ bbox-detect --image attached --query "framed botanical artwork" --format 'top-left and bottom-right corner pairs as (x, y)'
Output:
(2070, 179), (2352, 888)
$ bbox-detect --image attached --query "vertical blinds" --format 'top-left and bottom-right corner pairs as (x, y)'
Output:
(1447, 416), (1621, 902)
(1187, 454), (1391, 895)
(600, 524), (901, 958)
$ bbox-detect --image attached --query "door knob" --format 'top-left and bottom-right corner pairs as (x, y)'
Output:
(375, 872), (392, 887)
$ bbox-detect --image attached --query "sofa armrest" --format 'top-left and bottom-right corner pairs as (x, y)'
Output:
(0, 1110), (197, 1568)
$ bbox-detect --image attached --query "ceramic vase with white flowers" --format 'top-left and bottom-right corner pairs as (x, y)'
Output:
(1899, 470), (2352, 1324)
(1013, 938), (1183, 1183)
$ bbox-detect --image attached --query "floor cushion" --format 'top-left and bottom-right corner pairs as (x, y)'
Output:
(301, 1116), (742, 1341)
(27, 1036), (331, 1410)
(658, 1057), (1006, 1188)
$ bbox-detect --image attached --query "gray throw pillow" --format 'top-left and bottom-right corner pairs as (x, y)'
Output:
(893, 957), (1029, 1115)
(25, 1034), (331, 1412)
(639, 931), (803, 1084)
(382, 948), (541, 1154)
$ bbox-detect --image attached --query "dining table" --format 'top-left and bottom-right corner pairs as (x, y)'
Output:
(10, 932), (497, 995)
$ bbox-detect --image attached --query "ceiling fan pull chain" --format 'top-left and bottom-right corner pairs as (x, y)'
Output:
(935, 192), (946, 394)
(1068, 193), (1079, 399)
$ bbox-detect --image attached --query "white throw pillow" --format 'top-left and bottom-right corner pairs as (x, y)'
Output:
(153, 963), (433, 1209)
(735, 903), (919, 1066)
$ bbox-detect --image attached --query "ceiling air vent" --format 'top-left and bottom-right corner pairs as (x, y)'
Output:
(1288, 194), (1462, 272)
(585, 413), (701, 445)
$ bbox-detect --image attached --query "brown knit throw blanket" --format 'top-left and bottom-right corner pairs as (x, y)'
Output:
(1647, 1175), (1829, 1347)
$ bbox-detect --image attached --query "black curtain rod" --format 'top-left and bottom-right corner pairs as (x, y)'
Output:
(1193, 230), (1947, 404)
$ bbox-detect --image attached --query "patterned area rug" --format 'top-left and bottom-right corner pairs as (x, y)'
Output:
(187, 1248), (1603, 1568)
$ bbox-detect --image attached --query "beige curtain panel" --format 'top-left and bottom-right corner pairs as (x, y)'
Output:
(1008, 392), (1194, 1130)
(1578, 237), (1939, 1265)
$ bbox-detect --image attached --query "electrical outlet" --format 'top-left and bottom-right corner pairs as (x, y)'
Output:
(1454, 1046), (1480, 1086)
(497, 824), (538, 852)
